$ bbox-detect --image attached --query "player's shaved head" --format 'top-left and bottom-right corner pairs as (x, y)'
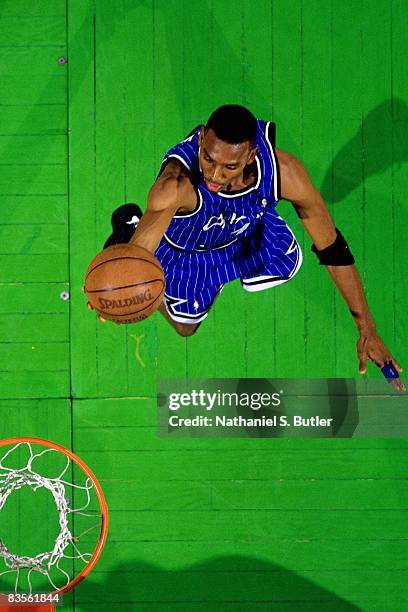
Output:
(205, 105), (257, 146)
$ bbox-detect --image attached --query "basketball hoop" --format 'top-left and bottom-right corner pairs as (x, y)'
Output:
(0, 438), (109, 611)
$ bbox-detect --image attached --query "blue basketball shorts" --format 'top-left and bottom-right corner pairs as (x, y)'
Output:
(155, 209), (303, 324)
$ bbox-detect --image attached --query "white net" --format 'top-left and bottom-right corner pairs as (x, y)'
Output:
(0, 442), (101, 594)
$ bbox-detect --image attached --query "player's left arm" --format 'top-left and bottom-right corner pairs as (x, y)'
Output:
(276, 148), (404, 390)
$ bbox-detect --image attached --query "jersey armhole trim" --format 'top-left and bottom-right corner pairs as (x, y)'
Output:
(265, 121), (280, 201)
(172, 186), (203, 219)
(161, 154), (191, 173)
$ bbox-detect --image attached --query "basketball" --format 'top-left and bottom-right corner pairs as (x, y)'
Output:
(84, 244), (165, 323)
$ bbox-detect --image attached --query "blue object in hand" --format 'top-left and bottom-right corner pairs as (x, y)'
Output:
(381, 361), (399, 380)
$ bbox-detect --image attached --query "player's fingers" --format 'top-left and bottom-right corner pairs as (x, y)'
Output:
(98, 314), (106, 323)
(81, 285), (85, 293)
(358, 346), (367, 372)
(87, 302), (94, 311)
(390, 378), (406, 392)
(358, 359), (367, 374)
(397, 379), (406, 392)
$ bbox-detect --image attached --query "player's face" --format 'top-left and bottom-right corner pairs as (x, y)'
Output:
(199, 128), (257, 192)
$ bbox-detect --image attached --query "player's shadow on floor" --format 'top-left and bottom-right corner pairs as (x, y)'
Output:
(321, 97), (408, 204)
(74, 556), (362, 611)
(235, 378), (358, 438)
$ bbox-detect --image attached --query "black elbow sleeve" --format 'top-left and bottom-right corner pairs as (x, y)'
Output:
(311, 228), (355, 266)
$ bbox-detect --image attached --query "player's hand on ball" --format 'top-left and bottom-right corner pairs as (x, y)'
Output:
(82, 285), (106, 323)
(83, 244), (165, 324)
(87, 301), (107, 323)
(357, 330), (405, 391)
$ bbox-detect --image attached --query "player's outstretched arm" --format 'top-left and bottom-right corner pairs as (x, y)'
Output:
(130, 161), (192, 253)
(85, 161), (193, 324)
(276, 149), (404, 390)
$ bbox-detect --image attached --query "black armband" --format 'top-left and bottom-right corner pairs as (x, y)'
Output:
(311, 228), (355, 266)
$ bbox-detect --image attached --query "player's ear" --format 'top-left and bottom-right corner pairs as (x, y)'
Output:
(199, 126), (206, 146)
(247, 145), (258, 164)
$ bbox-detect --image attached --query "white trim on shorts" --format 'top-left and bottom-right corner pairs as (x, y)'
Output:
(241, 243), (303, 292)
(163, 286), (224, 324)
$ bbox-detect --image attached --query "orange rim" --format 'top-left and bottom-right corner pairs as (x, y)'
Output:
(0, 436), (109, 594)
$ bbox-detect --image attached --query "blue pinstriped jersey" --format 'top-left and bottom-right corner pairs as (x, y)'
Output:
(161, 119), (280, 252)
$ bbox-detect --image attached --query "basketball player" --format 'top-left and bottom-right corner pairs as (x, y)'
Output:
(98, 105), (403, 389)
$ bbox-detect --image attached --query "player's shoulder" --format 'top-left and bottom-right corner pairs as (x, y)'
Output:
(275, 149), (313, 199)
(160, 158), (191, 181)
(154, 159), (195, 204)
(161, 125), (201, 176)
(275, 149), (303, 173)
(275, 148), (296, 165)
(148, 170), (195, 213)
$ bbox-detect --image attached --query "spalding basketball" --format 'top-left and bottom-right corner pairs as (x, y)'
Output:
(84, 244), (165, 323)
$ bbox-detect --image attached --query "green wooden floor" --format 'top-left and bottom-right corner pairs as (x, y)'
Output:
(0, 0), (407, 610)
